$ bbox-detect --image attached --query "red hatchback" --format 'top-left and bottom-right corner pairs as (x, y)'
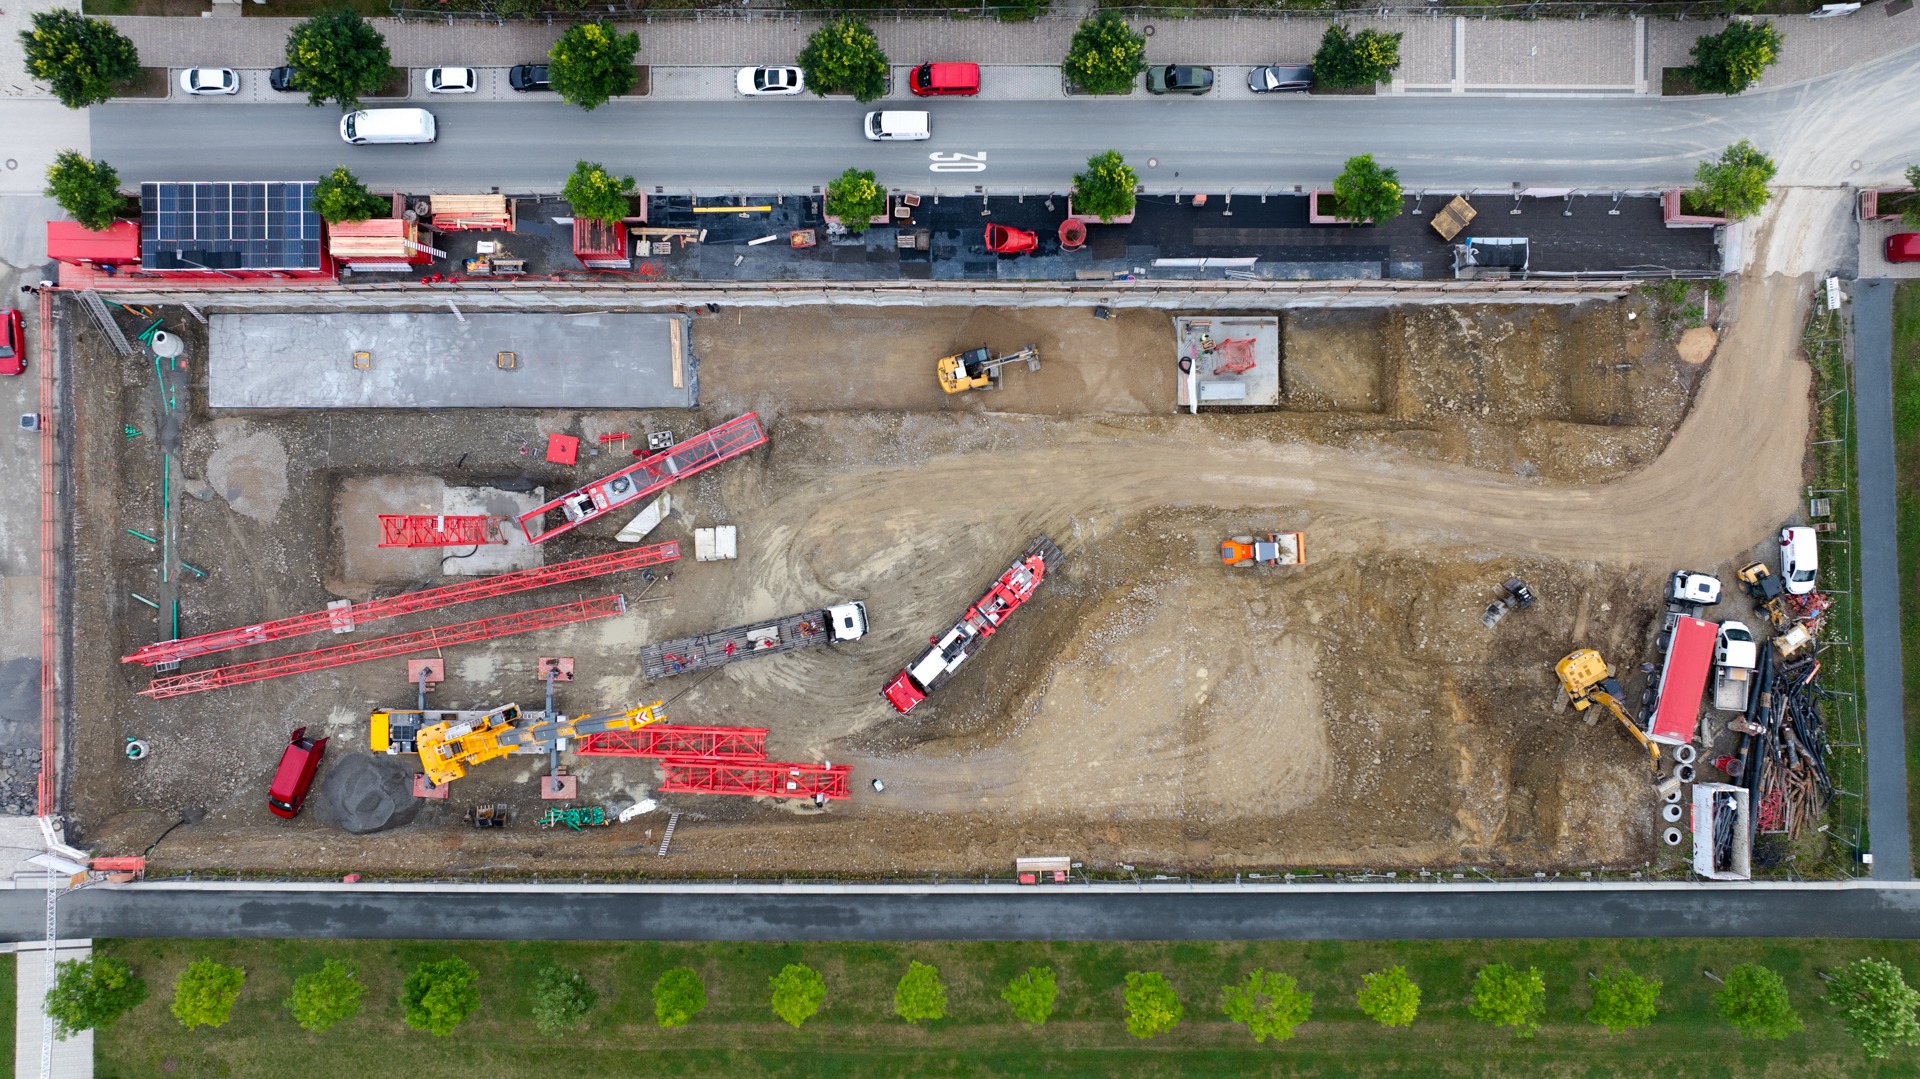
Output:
(268, 727), (328, 818)
(908, 62), (979, 97)
(1888, 233), (1920, 263)
(0, 309), (24, 376)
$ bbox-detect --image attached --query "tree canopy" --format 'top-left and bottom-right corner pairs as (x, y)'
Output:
(530, 964), (598, 1035)
(770, 964), (826, 1028)
(894, 961), (948, 1024)
(284, 11), (392, 111)
(547, 22), (638, 111)
(170, 959), (245, 1030)
(1716, 963), (1803, 1040)
(1219, 969), (1313, 1044)
(1826, 958), (1920, 1060)
(1356, 966), (1421, 1028)
(45, 151), (124, 231)
(825, 167), (887, 233)
(1312, 24), (1403, 89)
(1062, 13), (1147, 95)
(1690, 140), (1776, 221)
(1331, 153), (1404, 224)
(1470, 964), (1546, 1038)
(401, 958), (480, 1037)
(797, 18), (888, 102)
(287, 958), (362, 1034)
(1685, 21), (1782, 96)
(44, 954), (146, 1040)
(1586, 967), (1662, 1034)
(20, 9), (140, 110)
(652, 967), (706, 1029)
(1001, 966), (1058, 1027)
(1072, 150), (1138, 222)
(1123, 971), (1183, 1039)
(563, 160), (635, 226)
(312, 166), (387, 224)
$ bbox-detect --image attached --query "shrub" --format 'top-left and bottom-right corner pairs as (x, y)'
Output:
(1826, 958), (1920, 1059)
(1716, 963), (1802, 1040)
(825, 167), (887, 233)
(1122, 971), (1182, 1039)
(1219, 969), (1312, 1044)
(770, 963), (826, 1028)
(894, 960), (948, 1024)
(530, 964), (598, 1035)
(44, 954), (146, 1040)
(284, 11), (392, 111)
(562, 160), (635, 226)
(312, 166), (387, 224)
(1072, 150), (1137, 223)
(1062, 13), (1146, 95)
(1312, 24), (1403, 89)
(1904, 164), (1920, 230)
(170, 959), (245, 1031)
(1331, 153), (1404, 224)
(1587, 967), (1661, 1034)
(1685, 21), (1782, 96)
(1470, 963), (1546, 1038)
(1001, 966), (1058, 1027)
(1690, 140), (1776, 221)
(288, 958), (362, 1034)
(45, 151), (123, 231)
(19, 9), (138, 110)
(797, 17), (888, 102)
(1356, 966), (1421, 1028)
(652, 966), (706, 1029)
(401, 958), (480, 1037)
(548, 21), (638, 111)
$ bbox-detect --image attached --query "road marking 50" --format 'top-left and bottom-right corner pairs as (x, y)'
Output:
(929, 152), (987, 173)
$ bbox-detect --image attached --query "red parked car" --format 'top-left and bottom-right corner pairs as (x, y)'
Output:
(0, 309), (24, 376)
(268, 727), (328, 818)
(1887, 233), (1920, 263)
(908, 62), (979, 97)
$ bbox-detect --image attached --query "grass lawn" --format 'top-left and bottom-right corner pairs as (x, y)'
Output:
(1892, 280), (1920, 872)
(0, 953), (13, 1073)
(89, 937), (1920, 1078)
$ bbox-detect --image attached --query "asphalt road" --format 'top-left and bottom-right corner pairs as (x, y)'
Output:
(8, 883), (1920, 941)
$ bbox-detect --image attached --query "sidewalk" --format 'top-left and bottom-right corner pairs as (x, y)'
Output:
(99, 7), (1920, 98)
(14, 939), (94, 1079)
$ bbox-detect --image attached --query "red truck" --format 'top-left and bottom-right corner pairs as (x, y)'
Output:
(883, 536), (1062, 713)
(1647, 616), (1716, 746)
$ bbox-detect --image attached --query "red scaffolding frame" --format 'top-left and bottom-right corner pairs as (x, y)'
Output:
(124, 542), (678, 667)
(575, 725), (769, 760)
(378, 514), (501, 548)
(659, 759), (851, 800)
(139, 594), (627, 699)
(516, 413), (766, 544)
(36, 288), (55, 816)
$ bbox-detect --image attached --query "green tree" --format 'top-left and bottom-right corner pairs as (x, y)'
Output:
(770, 963), (826, 1028)
(652, 966), (706, 1029)
(1062, 13), (1147, 95)
(1123, 971), (1183, 1039)
(170, 959), (244, 1031)
(797, 17), (888, 103)
(1690, 140), (1776, 221)
(1903, 164), (1920, 230)
(312, 166), (387, 225)
(287, 958), (362, 1034)
(529, 964), (597, 1035)
(1331, 153), (1404, 224)
(1826, 958), (1920, 1060)
(825, 167), (887, 233)
(1587, 967), (1661, 1034)
(44, 151), (123, 231)
(562, 161), (635, 227)
(547, 21), (638, 111)
(284, 11), (392, 111)
(1001, 966), (1058, 1028)
(1684, 21), (1782, 96)
(44, 954), (146, 1040)
(1311, 24), (1403, 89)
(19, 9), (139, 110)
(1072, 150), (1137, 223)
(1219, 969), (1312, 1044)
(1356, 966), (1421, 1028)
(894, 960), (948, 1024)
(1470, 963), (1546, 1039)
(1716, 963), (1803, 1040)
(401, 958), (480, 1037)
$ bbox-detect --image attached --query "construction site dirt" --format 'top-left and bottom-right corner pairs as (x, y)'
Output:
(59, 276), (1814, 880)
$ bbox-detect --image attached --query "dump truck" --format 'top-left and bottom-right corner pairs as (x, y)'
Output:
(1711, 621), (1758, 713)
(1647, 615), (1717, 746)
(640, 602), (868, 679)
(1220, 532), (1306, 568)
(883, 536), (1063, 713)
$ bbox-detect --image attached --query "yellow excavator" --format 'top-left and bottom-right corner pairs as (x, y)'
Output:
(936, 344), (1041, 394)
(1554, 649), (1660, 771)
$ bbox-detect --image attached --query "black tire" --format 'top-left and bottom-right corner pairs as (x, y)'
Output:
(1178, 356), (1193, 374)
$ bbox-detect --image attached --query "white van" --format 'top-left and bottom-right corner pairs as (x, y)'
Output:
(340, 108), (437, 145)
(864, 110), (930, 141)
(1780, 526), (1818, 595)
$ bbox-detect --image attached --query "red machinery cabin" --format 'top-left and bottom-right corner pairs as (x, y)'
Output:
(984, 224), (1038, 255)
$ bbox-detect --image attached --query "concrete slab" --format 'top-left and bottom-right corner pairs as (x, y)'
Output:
(1174, 316), (1281, 409)
(208, 311), (695, 409)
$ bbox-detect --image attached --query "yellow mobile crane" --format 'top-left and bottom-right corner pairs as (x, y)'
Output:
(391, 700), (667, 788)
(1554, 649), (1660, 771)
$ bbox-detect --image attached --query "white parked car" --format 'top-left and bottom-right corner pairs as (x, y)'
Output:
(737, 66), (804, 97)
(1780, 526), (1819, 596)
(426, 67), (477, 94)
(179, 68), (239, 96)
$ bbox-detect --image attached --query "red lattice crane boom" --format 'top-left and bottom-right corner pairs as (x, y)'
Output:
(575, 725), (769, 760)
(660, 759), (851, 800)
(516, 413), (766, 544)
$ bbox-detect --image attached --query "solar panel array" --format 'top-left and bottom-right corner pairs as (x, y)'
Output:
(140, 181), (323, 271)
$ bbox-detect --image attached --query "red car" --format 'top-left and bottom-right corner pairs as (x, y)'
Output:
(1888, 233), (1920, 263)
(0, 309), (23, 376)
(908, 62), (979, 97)
(268, 727), (328, 818)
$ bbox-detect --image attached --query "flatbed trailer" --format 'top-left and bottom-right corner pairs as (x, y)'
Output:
(640, 602), (868, 679)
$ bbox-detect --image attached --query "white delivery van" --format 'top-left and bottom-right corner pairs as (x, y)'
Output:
(1780, 526), (1818, 596)
(340, 108), (437, 145)
(864, 110), (930, 141)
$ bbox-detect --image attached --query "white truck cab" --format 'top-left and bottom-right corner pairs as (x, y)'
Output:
(1712, 621), (1758, 712)
(1668, 571), (1722, 608)
(827, 601), (869, 642)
